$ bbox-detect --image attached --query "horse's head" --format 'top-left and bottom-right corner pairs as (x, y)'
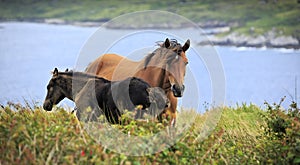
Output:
(143, 38), (190, 97)
(43, 68), (70, 111)
(162, 38), (190, 97)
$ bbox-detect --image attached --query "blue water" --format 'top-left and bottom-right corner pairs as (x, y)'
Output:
(219, 47), (300, 108)
(0, 22), (299, 110)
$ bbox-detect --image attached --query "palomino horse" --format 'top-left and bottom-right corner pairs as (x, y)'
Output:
(85, 38), (190, 125)
(43, 68), (169, 124)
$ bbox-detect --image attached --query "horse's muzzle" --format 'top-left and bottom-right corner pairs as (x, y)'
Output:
(43, 100), (53, 111)
(171, 84), (185, 97)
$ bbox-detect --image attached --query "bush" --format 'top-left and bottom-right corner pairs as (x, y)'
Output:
(1, 101), (300, 164)
(261, 98), (300, 164)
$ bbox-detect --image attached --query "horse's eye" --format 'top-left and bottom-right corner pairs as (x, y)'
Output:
(47, 84), (54, 91)
(185, 61), (189, 65)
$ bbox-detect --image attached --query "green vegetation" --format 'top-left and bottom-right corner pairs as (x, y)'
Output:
(1, 100), (299, 164)
(0, 0), (299, 37)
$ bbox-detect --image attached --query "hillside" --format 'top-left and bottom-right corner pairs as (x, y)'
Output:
(0, 0), (299, 37)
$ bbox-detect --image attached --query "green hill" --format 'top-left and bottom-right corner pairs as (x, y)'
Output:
(0, 0), (299, 38)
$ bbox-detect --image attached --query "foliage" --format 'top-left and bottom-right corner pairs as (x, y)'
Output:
(1, 101), (300, 164)
(261, 97), (300, 164)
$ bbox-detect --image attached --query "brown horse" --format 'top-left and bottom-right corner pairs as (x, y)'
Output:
(85, 38), (190, 125)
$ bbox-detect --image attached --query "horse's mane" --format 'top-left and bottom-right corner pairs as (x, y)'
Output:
(144, 39), (181, 68)
(57, 71), (111, 83)
(156, 39), (182, 49)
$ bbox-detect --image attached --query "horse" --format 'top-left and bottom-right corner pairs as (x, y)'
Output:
(75, 77), (169, 124)
(85, 38), (190, 125)
(43, 68), (108, 111)
(43, 68), (169, 124)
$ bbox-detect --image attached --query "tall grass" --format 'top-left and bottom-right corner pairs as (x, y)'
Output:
(0, 101), (299, 164)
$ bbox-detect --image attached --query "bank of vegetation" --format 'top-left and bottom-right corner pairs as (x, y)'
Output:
(0, 0), (299, 35)
(0, 99), (299, 164)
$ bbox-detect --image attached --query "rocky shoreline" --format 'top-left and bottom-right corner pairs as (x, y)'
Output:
(1, 18), (299, 49)
(0, 18), (105, 27)
(199, 31), (300, 49)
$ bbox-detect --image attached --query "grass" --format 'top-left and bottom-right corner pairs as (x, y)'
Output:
(1, 101), (299, 164)
(0, 0), (299, 37)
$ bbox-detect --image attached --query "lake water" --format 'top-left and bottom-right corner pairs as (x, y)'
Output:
(0, 22), (299, 111)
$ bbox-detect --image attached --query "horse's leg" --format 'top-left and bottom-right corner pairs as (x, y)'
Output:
(75, 80), (99, 122)
(75, 107), (81, 120)
(89, 106), (101, 122)
(157, 91), (177, 126)
(165, 91), (177, 126)
(75, 93), (88, 121)
(134, 105), (145, 119)
(169, 93), (177, 126)
(134, 110), (141, 119)
(134, 109), (147, 119)
(105, 107), (121, 124)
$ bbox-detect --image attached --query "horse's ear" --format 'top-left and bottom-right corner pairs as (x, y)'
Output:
(164, 38), (170, 48)
(53, 68), (58, 76)
(182, 39), (190, 52)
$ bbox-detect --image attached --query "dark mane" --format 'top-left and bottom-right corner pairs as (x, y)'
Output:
(57, 71), (111, 83)
(156, 39), (182, 49)
(144, 39), (182, 68)
(143, 52), (156, 69)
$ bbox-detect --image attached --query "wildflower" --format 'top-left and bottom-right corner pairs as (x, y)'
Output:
(81, 150), (85, 156)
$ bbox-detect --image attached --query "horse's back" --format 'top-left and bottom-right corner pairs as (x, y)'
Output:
(86, 54), (123, 71)
(86, 53), (140, 81)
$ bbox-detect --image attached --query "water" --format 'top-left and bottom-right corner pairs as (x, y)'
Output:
(0, 22), (299, 110)
(219, 47), (300, 108)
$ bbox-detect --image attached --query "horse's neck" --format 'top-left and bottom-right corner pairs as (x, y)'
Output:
(135, 64), (168, 89)
(61, 75), (90, 100)
(124, 53), (166, 87)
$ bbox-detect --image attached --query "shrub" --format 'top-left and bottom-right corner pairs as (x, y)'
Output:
(1, 101), (299, 164)
(261, 98), (300, 164)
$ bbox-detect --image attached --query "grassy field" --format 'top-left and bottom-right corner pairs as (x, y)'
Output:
(0, 0), (299, 38)
(1, 101), (299, 164)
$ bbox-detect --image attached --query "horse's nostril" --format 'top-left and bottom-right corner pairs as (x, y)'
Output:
(44, 105), (49, 111)
(43, 101), (53, 111)
(165, 102), (170, 108)
(172, 85), (180, 91)
(173, 85), (183, 92)
(171, 84), (185, 97)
